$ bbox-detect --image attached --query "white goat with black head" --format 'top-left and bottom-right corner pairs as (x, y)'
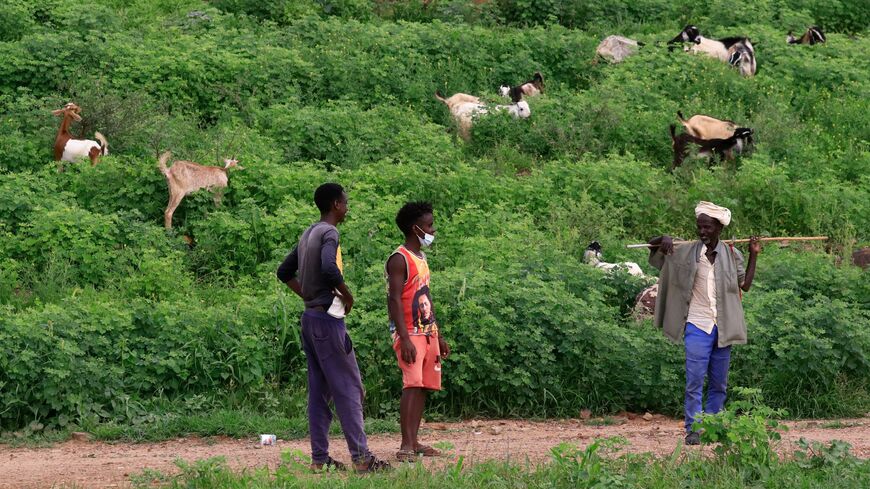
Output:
(435, 90), (530, 141)
(669, 25), (756, 76)
(583, 241), (646, 277)
(787, 26), (826, 45)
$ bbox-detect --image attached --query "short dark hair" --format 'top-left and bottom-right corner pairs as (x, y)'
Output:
(396, 201), (433, 236)
(314, 183), (344, 213)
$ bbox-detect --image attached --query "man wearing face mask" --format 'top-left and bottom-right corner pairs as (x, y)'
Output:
(647, 201), (761, 446)
(385, 201), (450, 462)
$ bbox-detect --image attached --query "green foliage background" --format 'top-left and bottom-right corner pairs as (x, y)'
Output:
(0, 0), (867, 431)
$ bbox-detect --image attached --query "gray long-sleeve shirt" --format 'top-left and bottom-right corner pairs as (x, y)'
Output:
(649, 240), (747, 347)
(276, 222), (344, 308)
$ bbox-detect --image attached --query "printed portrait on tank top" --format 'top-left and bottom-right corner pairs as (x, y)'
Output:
(411, 285), (436, 334)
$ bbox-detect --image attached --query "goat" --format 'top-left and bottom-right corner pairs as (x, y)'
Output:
(498, 72), (544, 98)
(158, 151), (243, 229)
(787, 26), (826, 45)
(52, 102), (108, 168)
(668, 25), (756, 76)
(583, 241), (646, 277)
(669, 124), (753, 171)
(676, 111), (738, 140)
(596, 35), (643, 63)
(435, 90), (530, 141)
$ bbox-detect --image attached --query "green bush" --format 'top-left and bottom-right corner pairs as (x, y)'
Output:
(0, 1), (867, 431)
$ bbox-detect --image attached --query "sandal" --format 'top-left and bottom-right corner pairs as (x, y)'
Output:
(311, 456), (347, 472)
(355, 455), (393, 473)
(414, 444), (442, 457)
(395, 449), (418, 462)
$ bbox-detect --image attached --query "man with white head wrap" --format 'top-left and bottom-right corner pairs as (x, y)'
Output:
(646, 202), (761, 446)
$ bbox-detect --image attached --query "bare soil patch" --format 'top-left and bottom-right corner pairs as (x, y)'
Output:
(1, 415), (868, 488)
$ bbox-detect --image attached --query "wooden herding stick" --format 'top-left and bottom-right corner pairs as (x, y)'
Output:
(625, 236), (828, 249)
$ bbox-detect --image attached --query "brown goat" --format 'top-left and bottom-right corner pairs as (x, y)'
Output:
(158, 151), (243, 229)
(676, 111), (738, 140)
(52, 102), (108, 168)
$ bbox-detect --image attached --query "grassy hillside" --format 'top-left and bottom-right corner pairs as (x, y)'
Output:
(0, 0), (867, 433)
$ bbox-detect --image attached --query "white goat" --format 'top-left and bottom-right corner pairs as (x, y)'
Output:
(583, 241), (646, 277)
(676, 111), (738, 140)
(435, 91), (530, 141)
(52, 102), (108, 167)
(669, 25), (756, 76)
(158, 151), (243, 229)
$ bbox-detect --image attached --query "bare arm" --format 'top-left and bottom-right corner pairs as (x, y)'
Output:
(387, 253), (416, 364)
(647, 235), (674, 270)
(741, 236), (761, 292)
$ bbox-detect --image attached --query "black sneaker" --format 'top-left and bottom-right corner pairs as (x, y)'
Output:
(354, 455), (392, 473)
(685, 431), (701, 446)
(311, 456), (346, 472)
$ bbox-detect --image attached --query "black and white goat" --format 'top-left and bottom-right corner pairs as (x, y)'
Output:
(669, 124), (753, 171)
(498, 72), (544, 99)
(787, 26), (826, 45)
(583, 241), (646, 277)
(669, 25), (756, 76)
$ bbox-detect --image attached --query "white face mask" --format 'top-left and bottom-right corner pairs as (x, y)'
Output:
(415, 225), (435, 247)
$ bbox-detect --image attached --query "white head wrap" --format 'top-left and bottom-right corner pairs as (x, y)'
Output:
(695, 201), (731, 226)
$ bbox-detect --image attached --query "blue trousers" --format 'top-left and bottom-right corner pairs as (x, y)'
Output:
(684, 323), (731, 433)
(300, 310), (371, 464)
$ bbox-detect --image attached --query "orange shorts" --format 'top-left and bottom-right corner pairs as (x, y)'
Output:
(393, 334), (442, 390)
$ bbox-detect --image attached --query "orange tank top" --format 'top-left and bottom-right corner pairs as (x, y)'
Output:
(386, 246), (438, 336)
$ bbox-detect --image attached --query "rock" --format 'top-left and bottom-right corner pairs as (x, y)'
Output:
(580, 409), (592, 420)
(489, 426), (502, 435)
(71, 432), (93, 442)
(853, 248), (870, 269)
(596, 35), (642, 63)
(642, 413), (654, 421)
(470, 420), (481, 429)
(427, 423), (448, 431)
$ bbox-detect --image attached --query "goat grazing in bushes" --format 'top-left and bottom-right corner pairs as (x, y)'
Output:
(158, 151), (243, 229)
(676, 111), (738, 140)
(787, 26), (826, 45)
(669, 124), (753, 171)
(583, 241), (647, 277)
(498, 72), (544, 98)
(435, 90), (530, 141)
(52, 102), (108, 168)
(669, 25), (756, 76)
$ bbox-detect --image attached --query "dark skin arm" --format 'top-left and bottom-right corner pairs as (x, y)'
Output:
(337, 282), (354, 314)
(387, 254), (417, 364)
(286, 278), (302, 298)
(648, 235), (675, 255)
(741, 236), (761, 292)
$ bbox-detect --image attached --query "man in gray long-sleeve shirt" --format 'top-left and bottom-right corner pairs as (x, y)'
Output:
(277, 183), (390, 473)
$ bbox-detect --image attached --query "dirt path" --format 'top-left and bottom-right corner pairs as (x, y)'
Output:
(2, 415), (868, 488)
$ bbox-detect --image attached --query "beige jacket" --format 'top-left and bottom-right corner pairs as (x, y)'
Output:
(649, 240), (747, 347)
